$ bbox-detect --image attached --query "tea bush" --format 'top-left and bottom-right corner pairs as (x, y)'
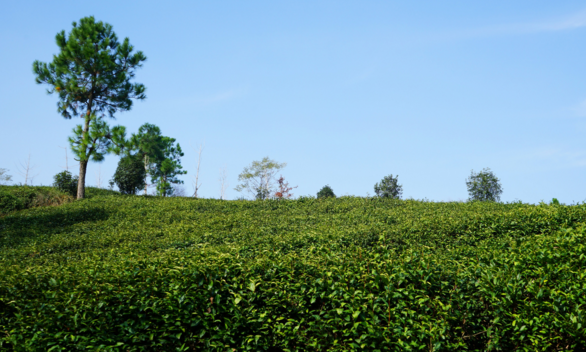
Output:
(0, 196), (585, 350)
(0, 186), (73, 215)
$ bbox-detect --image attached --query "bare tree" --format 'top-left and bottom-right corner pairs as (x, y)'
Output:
(16, 153), (39, 185)
(171, 184), (187, 197)
(191, 143), (204, 198)
(219, 166), (228, 200)
(58, 146), (78, 171)
(96, 164), (103, 188)
(58, 146), (69, 171)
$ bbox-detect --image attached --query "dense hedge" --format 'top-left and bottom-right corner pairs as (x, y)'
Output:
(0, 186), (119, 216)
(0, 196), (585, 350)
(0, 186), (72, 215)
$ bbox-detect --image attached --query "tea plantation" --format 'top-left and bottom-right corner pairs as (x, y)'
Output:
(1, 195), (585, 351)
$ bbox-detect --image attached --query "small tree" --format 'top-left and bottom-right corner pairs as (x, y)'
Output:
(235, 157), (286, 200)
(466, 168), (503, 202)
(274, 175), (297, 199)
(113, 155), (146, 195)
(129, 123), (164, 195)
(33, 16), (146, 199)
(151, 137), (186, 197)
(317, 185), (336, 199)
(374, 174), (403, 199)
(0, 168), (12, 185)
(53, 170), (78, 196)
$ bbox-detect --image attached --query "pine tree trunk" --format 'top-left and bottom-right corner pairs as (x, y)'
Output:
(77, 100), (93, 199)
(144, 155), (149, 196)
(77, 160), (88, 199)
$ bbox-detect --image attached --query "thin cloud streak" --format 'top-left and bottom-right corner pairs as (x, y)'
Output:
(427, 8), (586, 43)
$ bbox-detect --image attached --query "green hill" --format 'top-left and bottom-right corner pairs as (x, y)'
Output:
(1, 195), (585, 350)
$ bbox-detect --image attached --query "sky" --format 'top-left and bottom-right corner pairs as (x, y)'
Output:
(1, 1), (586, 203)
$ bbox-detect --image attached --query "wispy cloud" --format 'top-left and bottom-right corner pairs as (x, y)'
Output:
(431, 8), (586, 42)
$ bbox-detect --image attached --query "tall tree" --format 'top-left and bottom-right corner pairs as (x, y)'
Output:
(151, 137), (187, 197)
(235, 157), (286, 200)
(129, 123), (164, 195)
(33, 16), (146, 199)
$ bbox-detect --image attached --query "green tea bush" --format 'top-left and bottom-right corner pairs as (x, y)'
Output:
(0, 197), (585, 350)
(0, 185), (72, 215)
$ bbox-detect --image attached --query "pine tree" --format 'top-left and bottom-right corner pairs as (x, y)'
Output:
(33, 16), (146, 199)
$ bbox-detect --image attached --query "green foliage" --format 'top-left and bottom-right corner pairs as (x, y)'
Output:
(68, 114), (128, 163)
(113, 155), (146, 195)
(129, 123), (164, 194)
(235, 157), (286, 200)
(1, 197), (586, 350)
(0, 185), (73, 215)
(151, 137), (186, 197)
(32, 16), (146, 120)
(52, 170), (78, 196)
(466, 167), (503, 202)
(0, 168), (12, 185)
(33, 16), (146, 199)
(84, 186), (120, 198)
(374, 174), (402, 199)
(317, 184), (336, 198)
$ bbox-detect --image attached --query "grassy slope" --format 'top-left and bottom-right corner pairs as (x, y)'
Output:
(1, 196), (585, 350)
(0, 185), (119, 215)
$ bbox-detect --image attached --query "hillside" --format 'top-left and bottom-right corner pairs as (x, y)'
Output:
(1, 195), (585, 350)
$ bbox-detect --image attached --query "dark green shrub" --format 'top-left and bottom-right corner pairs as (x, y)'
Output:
(0, 185), (72, 215)
(52, 170), (78, 196)
(317, 184), (336, 199)
(113, 155), (146, 195)
(0, 190), (25, 214)
(374, 174), (403, 199)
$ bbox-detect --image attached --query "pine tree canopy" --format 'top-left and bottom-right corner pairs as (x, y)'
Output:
(33, 16), (146, 120)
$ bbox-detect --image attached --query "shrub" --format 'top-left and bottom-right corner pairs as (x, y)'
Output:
(1, 197), (586, 349)
(52, 170), (78, 196)
(466, 167), (503, 202)
(0, 190), (25, 214)
(374, 174), (403, 199)
(0, 185), (72, 215)
(317, 184), (336, 199)
(113, 155), (146, 195)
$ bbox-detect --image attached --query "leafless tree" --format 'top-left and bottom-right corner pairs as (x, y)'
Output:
(95, 164), (103, 188)
(219, 166), (228, 200)
(58, 146), (69, 171)
(16, 153), (39, 185)
(172, 184), (187, 197)
(58, 146), (78, 171)
(191, 143), (204, 198)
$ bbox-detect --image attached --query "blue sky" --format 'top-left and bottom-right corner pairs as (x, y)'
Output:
(1, 1), (586, 203)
